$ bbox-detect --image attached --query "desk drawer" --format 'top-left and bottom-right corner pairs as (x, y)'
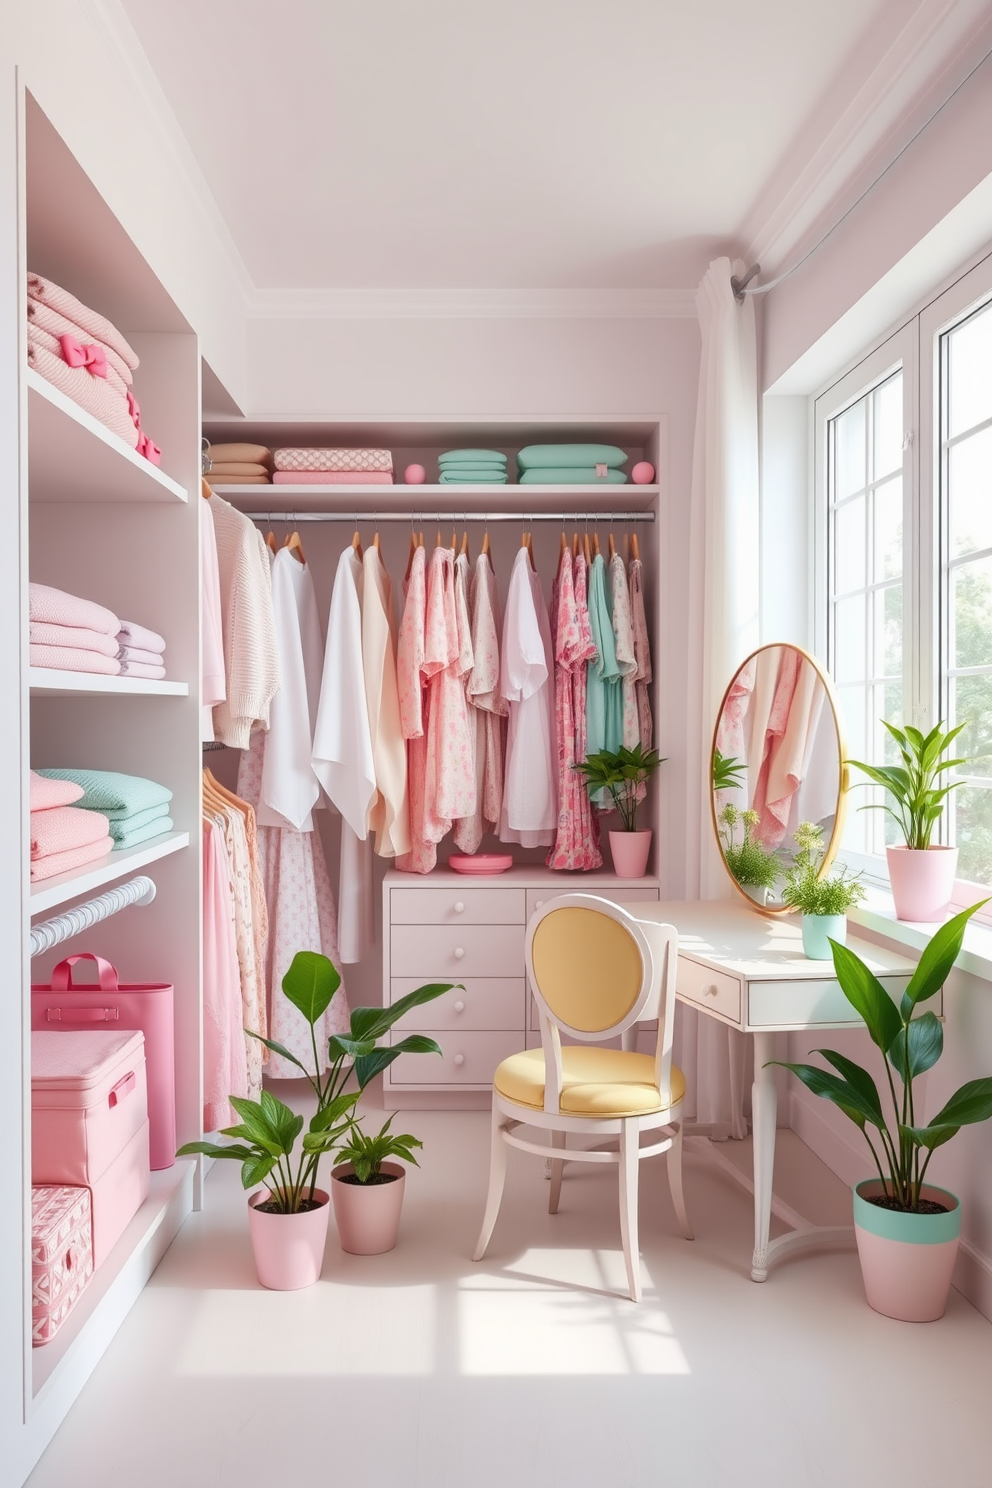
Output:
(526, 886), (660, 919)
(391, 886), (525, 925)
(390, 978), (524, 1032)
(676, 956), (742, 1025)
(391, 924), (525, 979)
(747, 975), (913, 1028)
(387, 1030), (520, 1086)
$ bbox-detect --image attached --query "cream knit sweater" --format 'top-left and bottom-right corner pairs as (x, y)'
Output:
(209, 494), (279, 748)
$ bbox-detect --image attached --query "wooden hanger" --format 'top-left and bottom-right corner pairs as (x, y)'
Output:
(284, 530), (305, 564)
(352, 528), (364, 560)
(592, 532), (601, 558)
(583, 531), (592, 565)
(201, 477), (213, 501)
(559, 529), (567, 556)
(608, 531), (616, 562)
(405, 527), (418, 582)
(436, 525), (443, 547)
(481, 528), (490, 556)
(631, 531), (640, 562)
(265, 530), (277, 553)
(460, 529), (470, 557)
(572, 531), (579, 558)
(203, 767), (253, 825)
(526, 532), (536, 570)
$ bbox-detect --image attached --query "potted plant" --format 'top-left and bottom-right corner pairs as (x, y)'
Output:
(712, 748), (747, 794)
(772, 900), (992, 1320)
(179, 951), (455, 1287)
(717, 803), (782, 904)
(331, 1116), (423, 1254)
(848, 720), (970, 921)
(781, 821), (865, 959)
(574, 743), (664, 877)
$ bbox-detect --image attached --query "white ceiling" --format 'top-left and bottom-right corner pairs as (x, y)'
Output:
(120, 0), (948, 293)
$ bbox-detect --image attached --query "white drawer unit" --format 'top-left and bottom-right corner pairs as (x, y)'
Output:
(391, 923), (525, 979)
(525, 885), (660, 919)
(390, 978), (525, 1031)
(747, 974), (916, 1029)
(391, 886), (526, 925)
(676, 955), (742, 1025)
(388, 1031), (521, 1087)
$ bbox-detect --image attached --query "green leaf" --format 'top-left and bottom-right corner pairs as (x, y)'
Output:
(927, 1078), (992, 1128)
(309, 1091), (359, 1132)
(259, 1088), (304, 1152)
(219, 1123), (283, 1158)
(329, 1035), (376, 1060)
(227, 1095), (280, 1145)
(355, 1036), (443, 1089)
(887, 1012), (942, 1082)
(899, 1122), (959, 1152)
(829, 939), (902, 1052)
(349, 984), (455, 1043)
(768, 1061), (883, 1130)
(176, 1140), (256, 1161)
(814, 1050), (886, 1127)
(281, 950), (341, 1028)
(902, 900), (989, 1010)
(244, 1032), (309, 1075)
(240, 1153), (277, 1190)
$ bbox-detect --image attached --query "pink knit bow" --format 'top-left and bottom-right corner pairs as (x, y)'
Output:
(59, 334), (108, 379)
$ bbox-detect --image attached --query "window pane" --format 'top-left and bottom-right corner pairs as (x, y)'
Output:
(834, 596), (866, 683)
(952, 784), (992, 889)
(950, 673), (992, 781)
(874, 584), (902, 679)
(874, 374), (903, 478)
(947, 301), (992, 439)
(834, 399), (867, 499)
(873, 477), (902, 582)
(947, 424), (992, 558)
(835, 495), (866, 594)
(950, 556), (992, 670)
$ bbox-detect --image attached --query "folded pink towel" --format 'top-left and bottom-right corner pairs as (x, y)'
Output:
(30, 771), (84, 810)
(26, 298), (133, 385)
(29, 583), (119, 636)
(27, 273), (139, 371)
(26, 321), (130, 398)
(118, 660), (166, 680)
(30, 644), (122, 675)
(116, 621), (166, 654)
(118, 645), (166, 667)
(27, 339), (140, 450)
(30, 622), (120, 657)
(30, 835), (114, 882)
(272, 470), (393, 485)
(31, 804), (110, 859)
(274, 447), (393, 473)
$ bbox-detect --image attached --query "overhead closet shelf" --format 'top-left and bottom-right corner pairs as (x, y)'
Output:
(212, 482), (660, 512)
(30, 831), (190, 914)
(29, 669), (189, 697)
(32, 1162), (194, 1399)
(27, 370), (188, 504)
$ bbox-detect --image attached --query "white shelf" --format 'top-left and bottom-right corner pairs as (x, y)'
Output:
(29, 669), (188, 697)
(27, 370), (188, 505)
(213, 481), (660, 512)
(32, 1162), (194, 1400)
(30, 831), (189, 914)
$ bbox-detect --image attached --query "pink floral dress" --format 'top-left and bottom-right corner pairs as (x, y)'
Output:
(548, 548), (603, 870)
(610, 552), (640, 751)
(629, 556), (653, 753)
(395, 545), (432, 873)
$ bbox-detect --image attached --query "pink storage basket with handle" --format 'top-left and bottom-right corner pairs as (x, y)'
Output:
(32, 1185), (94, 1345)
(32, 953), (175, 1169)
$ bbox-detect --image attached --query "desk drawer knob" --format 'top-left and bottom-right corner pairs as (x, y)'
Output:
(453, 1053), (465, 1067)
(703, 983), (719, 998)
(453, 947), (466, 960)
(454, 901), (465, 914)
(453, 1000), (465, 1013)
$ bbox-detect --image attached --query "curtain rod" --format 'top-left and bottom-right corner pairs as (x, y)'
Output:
(247, 510), (655, 524)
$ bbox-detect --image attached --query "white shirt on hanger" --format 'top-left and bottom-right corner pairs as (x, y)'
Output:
(499, 545), (557, 847)
(258, 546), (324, 832)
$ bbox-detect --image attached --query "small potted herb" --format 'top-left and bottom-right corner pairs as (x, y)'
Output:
(781, 821), (865, 959)
(717, 803), (782, 903)
(574, 743), (664, 877)
(331, 1116), (424, 1254)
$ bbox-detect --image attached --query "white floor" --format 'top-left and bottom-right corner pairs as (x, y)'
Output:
(27, 1092), (992, 1488)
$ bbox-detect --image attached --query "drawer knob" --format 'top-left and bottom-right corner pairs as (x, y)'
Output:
(454, 1000), (465, 1013)
(454, 947), (465, 960)
(703, 983), (719, 997)
(454, 901), (465, 913)
(453, 1053), (465, 1066)
(535, 899), (545, 909)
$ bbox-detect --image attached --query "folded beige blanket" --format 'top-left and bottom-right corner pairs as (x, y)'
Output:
(30, 835), (114, 881)
(30, 771), (84, 810)
(31, 803), (110, 859)
(27, 298), (133, 385)
(27, 340), (140, 449)
(209, 474), (271, 485)
(207, 442), (273, 466)
(29, 582), (119, 636)
(30, 622), (120, 657)
(27, 272), (139, 370)
(30, 644), (122, 675)
(206, 462), (271, 479)
(274, 447), (393, 473)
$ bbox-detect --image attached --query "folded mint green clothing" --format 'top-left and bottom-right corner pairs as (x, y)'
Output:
(519, 467), (628, 485)
(106, 802), (172, 842)
(37, 768), (172, 815)
(439, 448), (506, 465)
(437, 461), (507, 473)
(439, 472), (509, 484)
(112, 816), (174, 850)
(516, 443), (628, 470)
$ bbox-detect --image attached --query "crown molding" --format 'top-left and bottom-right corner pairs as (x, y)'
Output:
(247, 286), (697, 321)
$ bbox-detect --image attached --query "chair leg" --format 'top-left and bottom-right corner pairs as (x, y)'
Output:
(473, 1105), (509, 1262)
(549, 1130), (565, 1214)
(667, 1120), (694, 1241)
(618, 1121), (642, 1302)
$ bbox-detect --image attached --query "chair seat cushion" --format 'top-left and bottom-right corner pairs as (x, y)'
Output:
(494, 1046), (685, 1117)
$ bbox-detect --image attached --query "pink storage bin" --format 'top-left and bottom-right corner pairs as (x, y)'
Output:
(32, 1185), (94, 1345)
(32, 953), (175, 1169)
(32, 1030), (150, 1266)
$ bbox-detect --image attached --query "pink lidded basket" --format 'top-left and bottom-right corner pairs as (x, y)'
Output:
(32, 1185), (94, 1345)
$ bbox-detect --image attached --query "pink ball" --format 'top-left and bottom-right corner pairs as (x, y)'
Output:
(631, 461), (655, 485)
(404, 463), (426, 485)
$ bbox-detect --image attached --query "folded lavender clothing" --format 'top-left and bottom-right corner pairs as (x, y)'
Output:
(30, 621), (120, 658)
(116, 620), (166, 654)
(27, 297), (133, 384)
(27, 273), (140, 370)
(30, 835), (114, 882)
(272, 470), (393, 485)
(30, 644), (121, 676)
(27, 321), (130, 399)
(31, 803), (110, 860)
(27, 339), (140, 450)
(29, 583), (119, 636)
(30, 771), (84, 811)
(274, 447), (393, 474)
(118, 659), (166, 680)
(118, 645), (166, 667)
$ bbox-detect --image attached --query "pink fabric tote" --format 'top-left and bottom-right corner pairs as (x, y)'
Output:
(32, 1185), (94, 1345)
(32, 955), (175, 1170)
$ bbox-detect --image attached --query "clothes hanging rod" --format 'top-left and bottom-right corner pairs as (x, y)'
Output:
(30, 876), (157, 957)
(247, 510), (655, 524)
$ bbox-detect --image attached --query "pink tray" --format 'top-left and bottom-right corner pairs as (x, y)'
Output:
(448, 854), (514, 875)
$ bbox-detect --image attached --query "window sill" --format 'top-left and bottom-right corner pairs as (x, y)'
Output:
(849, 887), (992, 983)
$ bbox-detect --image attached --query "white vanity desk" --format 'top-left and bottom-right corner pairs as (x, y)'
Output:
(639, 900), (917, 1280)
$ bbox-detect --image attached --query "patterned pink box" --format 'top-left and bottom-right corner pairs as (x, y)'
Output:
(32, 1185), (94, 1345)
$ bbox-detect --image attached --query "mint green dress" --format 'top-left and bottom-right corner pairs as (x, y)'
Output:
(585, 554), (622, 802)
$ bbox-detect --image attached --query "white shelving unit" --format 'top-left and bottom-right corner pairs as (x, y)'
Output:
(29, 671), (189, 697)
(211, 480), (661, 510)
(29, 831), (190, 914)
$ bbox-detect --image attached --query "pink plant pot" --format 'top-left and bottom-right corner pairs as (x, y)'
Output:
(247, 1188), (330, 1290)
(853, 1179), (960, 1322)
(886, 845), (959, 922)
(331, 1162), (406, 1254)
(609, 829), (652, 878)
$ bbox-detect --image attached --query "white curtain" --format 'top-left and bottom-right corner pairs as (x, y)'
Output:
(677, 257), (760, 1139)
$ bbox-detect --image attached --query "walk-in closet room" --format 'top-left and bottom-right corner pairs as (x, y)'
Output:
(3, 5), (992, 1486)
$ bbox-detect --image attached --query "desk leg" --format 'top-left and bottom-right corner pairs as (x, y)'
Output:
(751, 1031), (777, 1281)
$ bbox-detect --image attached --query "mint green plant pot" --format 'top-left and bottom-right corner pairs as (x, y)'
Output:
(801, 913), (847, 960)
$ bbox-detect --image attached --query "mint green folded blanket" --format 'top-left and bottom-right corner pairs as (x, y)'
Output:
(439, 449), (507, 465)
(112, 816), (174, 850)
(37, 769), (173, 815)
(107, 802), (172, 842)
(519, 467), (628, 485)
(517, 443), (628, 470)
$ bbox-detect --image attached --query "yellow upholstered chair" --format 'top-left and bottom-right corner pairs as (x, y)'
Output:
(473, 893), (691, 1301)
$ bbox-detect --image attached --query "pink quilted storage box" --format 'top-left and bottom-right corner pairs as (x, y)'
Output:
(32, 1185), (94, 1345)
(32, 1030), (150, 1266)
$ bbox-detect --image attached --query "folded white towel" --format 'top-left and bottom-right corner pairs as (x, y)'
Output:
(118, 644), (166, 667)
(116, 620), (166, 654)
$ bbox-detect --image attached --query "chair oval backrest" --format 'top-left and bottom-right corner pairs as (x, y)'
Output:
(528, 897), (652, 1036)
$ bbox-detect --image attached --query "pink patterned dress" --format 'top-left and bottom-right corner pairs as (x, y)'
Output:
(629, 556), (653, 752)
(611, 552), (640, 750)
(395, 544), (432, 873)
(548, 549), (603, 870)
(423, 545), (476, 845)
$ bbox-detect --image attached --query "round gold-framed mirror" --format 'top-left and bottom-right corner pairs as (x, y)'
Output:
(710, 643), (848, 915)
